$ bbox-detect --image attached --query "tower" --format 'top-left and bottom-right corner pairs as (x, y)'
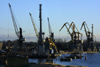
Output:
(38, 4), (45, 55)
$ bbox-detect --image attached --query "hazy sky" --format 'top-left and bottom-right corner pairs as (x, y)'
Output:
(0, 0), (100, 42)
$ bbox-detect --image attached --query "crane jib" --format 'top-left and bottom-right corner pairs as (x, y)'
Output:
(8, 3), (20, 38)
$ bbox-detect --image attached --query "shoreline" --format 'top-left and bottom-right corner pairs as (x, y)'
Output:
(31, 63), (87, 67)
(59, 50), (100, 54)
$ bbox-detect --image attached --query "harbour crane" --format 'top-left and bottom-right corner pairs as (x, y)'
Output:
(47, 18), (57, 53)
(80, 21), (91, 38)
(47, 17), (54, 41)
(29, 12), (39, 38)
(68, 22), (83, 52)
(8, 3), (25, 51)
(69, 22), (82, 41)
(80, 21), (91, 48)
(60, 22), (83, 52)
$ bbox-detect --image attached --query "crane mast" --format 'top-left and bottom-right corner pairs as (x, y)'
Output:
(38, 4), (44, 55)
(39, 4), (43, 43)
(29, 12), (39, 38)
(91, 24), (93, 41)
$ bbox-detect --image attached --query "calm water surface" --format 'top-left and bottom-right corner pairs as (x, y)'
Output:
(29, 53), (100, 67)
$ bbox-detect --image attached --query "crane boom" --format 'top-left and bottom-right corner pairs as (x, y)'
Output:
(29, 12), (39, 38)
(59, 22), (71, 35)
(69, 22), (79, 32)
(59, 22), (74, 40)
(59, 22), (68, 31)
(47, 17), (52, 37)
(80, 21), (90, 37)
(8, 3), (20, 38)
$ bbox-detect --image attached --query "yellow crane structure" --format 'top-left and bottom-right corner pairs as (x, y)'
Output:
(47, 17), (57, 53)
(29, 12), (39, 38)
(60, 22), (82, 41)
(69, 22), (82, 50)
(69, 22), (82, 41)
(59, 22), (82, 52)
(69, 22), (79, 33)
(48, 38), (57, 50)
(59, 22), (73, 41)
(80, 21), (91, 39)
(29, 12), (45, 40)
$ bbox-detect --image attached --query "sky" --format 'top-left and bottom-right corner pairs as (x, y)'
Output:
(0, 0), (100, 42)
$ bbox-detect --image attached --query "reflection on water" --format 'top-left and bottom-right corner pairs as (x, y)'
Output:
(29, 59), (46, 63)
(29, 53), (100, 67)
(38, 59), (46, 63)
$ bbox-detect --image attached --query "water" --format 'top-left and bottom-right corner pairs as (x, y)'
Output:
(29, 53), (100, 67)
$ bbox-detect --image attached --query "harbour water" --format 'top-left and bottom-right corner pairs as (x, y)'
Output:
(29, 53), (100, 67)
